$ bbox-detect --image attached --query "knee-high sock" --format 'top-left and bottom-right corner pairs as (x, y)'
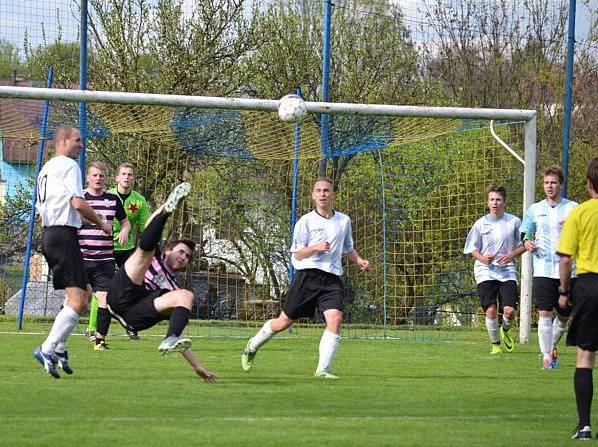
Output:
(316, 330), (341, 373)
(502, 315), (513, 331)
(538, 316), (553, 360)
(42, 305), (80, 354)
(552, 318), (567, 347)
(248, 320), (276, 352)
(87, 294), (98, 332)
(575, 368), (593, 428)
(166, 307), (190, 337)
(96, 307), (112, 339)
(139, 211), (169, 252)
(485, 317), (500, 344)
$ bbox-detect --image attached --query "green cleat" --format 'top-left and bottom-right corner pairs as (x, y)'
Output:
(241, 340), (256, 372)
(314, 369), (339, 379)
(499, 327), (515, 352)
(490, 344), (502, 355)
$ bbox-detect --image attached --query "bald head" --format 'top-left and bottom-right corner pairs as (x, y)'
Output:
(53, 126), (82, 159)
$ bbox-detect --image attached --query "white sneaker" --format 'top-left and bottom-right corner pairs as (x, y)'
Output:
(164, 182), (191, 214)
(314, 369), (339, 379)
(158, 335), (192, 354)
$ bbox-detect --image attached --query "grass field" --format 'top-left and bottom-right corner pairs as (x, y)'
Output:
(0, 319), (586, 446)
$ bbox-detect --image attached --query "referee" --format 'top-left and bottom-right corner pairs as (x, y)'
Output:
(556, 158), (598, 440)
(33, 126), (112, 379)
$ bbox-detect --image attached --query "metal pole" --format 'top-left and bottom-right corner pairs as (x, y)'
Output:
(17, 66), (54, 330)
(561, 0), (577, 198)
(78, 0), (88, 182)
(289, 87), (303, 284)
(519, 115), (537, 344)
(319, 0), (333, 176)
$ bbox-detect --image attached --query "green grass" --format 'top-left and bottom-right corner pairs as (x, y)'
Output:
(0, 320), (586, 446)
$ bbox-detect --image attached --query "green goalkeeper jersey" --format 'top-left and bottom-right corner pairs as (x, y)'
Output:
(108, 187), (150, 252)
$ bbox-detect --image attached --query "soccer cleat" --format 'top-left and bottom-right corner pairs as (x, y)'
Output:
(85, 330), (96, 342)
(33, 346), (60, 379)
(55, 351), (74, 374)
(314, 369), (339, 379)
(499, 326), (515, 352)
(158, 335), (192, 354)
(163, 182), (191, 214)
(94, 340), (110, 351)
(551, 346), (560, 368)
(542, 358), (556, 370)
(571, 425), (592, 440)
(490, 344), (502, 355)
(241, 340), (257, 372)
(126, 327), (140, 340)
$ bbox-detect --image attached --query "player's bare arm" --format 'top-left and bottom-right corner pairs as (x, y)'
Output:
(181, 348), (218, 383)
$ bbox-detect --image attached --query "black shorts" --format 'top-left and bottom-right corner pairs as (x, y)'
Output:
(477, 280), (518, 312)
(41, 226), (88, 290)
(107, 268), (168, 331)
(566, 274), (598, 351)
(114, 249), (135, 268)
(284, 269), (344, 320)
(84, 260), (115, 292)
(533, 276), (573, 317)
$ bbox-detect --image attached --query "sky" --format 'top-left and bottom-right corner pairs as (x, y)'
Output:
(0, 0), (595, 56)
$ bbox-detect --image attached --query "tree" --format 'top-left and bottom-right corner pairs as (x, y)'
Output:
(0, 38), (22, 80)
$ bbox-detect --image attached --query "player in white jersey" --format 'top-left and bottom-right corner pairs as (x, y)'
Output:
(464, 185), (526, 355)
(521, 165), (578, 369)
(33, 126), (112, 379)
(241, 178), (371, 378)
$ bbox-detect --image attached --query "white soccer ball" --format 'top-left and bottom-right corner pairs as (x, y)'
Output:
(277, 94), (307, 122)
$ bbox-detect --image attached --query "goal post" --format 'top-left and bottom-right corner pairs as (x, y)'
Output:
(0, 86), (536, 341)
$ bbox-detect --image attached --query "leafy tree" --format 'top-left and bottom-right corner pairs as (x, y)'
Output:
(0, 38), (22, 80)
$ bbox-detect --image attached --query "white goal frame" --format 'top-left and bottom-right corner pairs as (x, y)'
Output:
(0, 85), (537, 343)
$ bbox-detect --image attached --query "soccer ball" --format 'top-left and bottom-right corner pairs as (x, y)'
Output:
(277, 94), (307, 122)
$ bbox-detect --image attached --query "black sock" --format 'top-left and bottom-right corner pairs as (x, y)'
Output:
(139, 212), (169, 252)
(574, 368), (593, 428)
(96, 307), (112, 339)
(166, 307), (190, 337)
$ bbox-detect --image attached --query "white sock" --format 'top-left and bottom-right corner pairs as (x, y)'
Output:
(41, 306), (80, 354)
(316, 330), (341, 373)
(552, 318), (567, 347)
(502, 316), (513, 331)
(248, 319), (276, 352)
(538, 316), (553, 361)
(55, 342), (66, 354)
(485, 317), (500, 344)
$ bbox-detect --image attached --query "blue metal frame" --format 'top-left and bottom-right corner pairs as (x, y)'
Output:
(17, 66), (54, 330)
(561, 0), (577, 198)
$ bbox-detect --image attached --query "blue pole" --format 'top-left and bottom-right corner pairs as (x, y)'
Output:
(289, 87), (303, 284)
(17, 66), (54, 330)
(319, 0), (332, 175)
(78, 0), (88, 181)
(561, 0), (576, 198)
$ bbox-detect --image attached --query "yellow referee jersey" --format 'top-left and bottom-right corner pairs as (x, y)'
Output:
(557, 199), (598, 274)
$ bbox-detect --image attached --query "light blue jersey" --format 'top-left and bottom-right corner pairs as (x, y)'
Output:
(464, 213), (522, 284)
(520, 198), (578, 278)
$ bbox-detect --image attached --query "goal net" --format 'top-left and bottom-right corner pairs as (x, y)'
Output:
(0, 87), (536, 341)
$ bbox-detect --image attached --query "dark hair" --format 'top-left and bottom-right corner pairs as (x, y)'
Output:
(485, 184), (506, 200)
(164, 239), (196, 254)
(542, 165), (564, 184)
(587, 158), (598, 192)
